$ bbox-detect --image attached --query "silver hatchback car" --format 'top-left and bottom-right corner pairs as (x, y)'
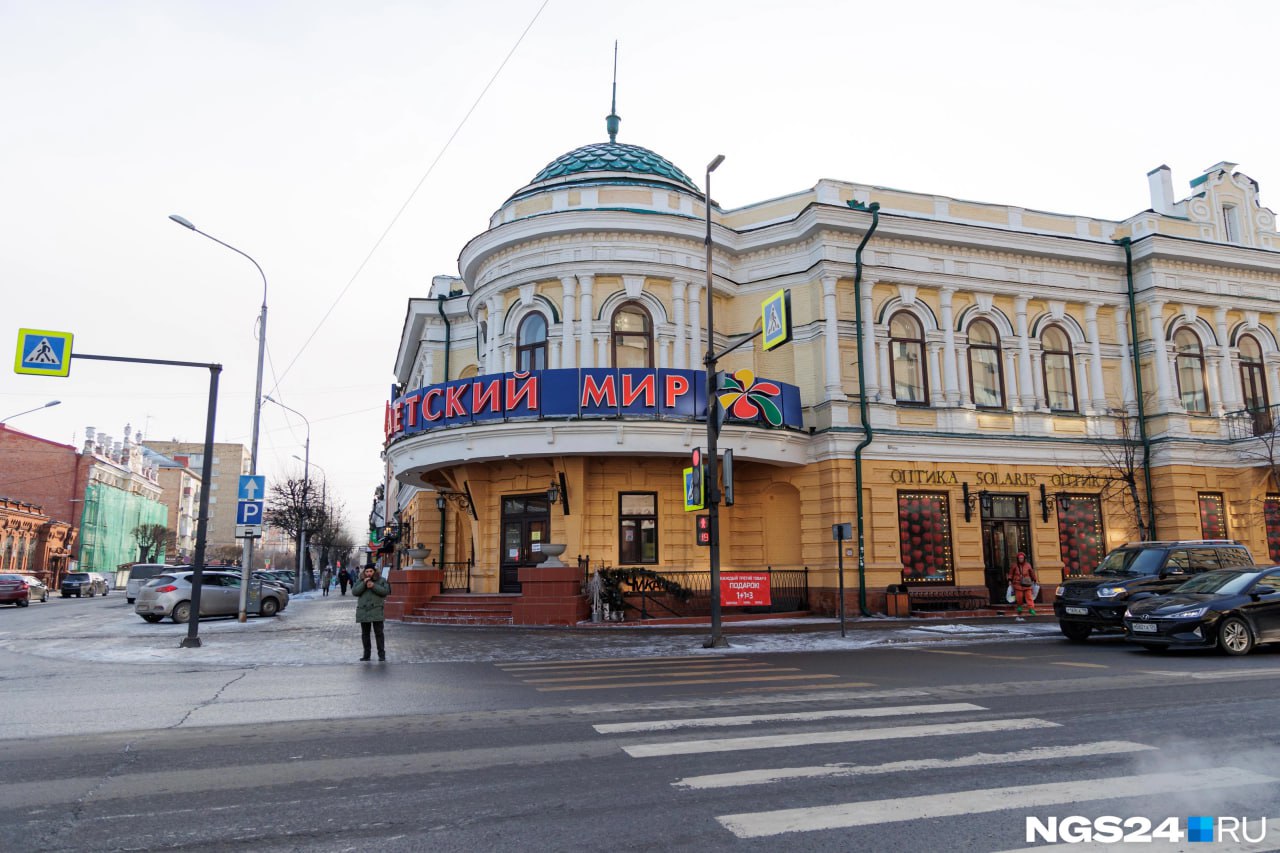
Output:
(134, 570), (289, 623)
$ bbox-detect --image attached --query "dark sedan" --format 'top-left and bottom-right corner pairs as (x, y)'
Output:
(1123, 567), (1280, 655)
(60, 572), (109, 598)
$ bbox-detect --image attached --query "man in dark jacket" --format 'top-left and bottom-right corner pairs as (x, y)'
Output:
(353, 565), (391, 661)
(337, 567), (351, 596)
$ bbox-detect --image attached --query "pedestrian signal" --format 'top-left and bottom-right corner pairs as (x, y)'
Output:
(695, 514), (711, 546)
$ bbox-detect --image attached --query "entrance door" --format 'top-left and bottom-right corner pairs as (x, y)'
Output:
(981, 493), (1032, 604)
(499, 495), (551, 594)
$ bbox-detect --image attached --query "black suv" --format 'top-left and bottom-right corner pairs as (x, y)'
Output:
(1054, 540), (1254, 641)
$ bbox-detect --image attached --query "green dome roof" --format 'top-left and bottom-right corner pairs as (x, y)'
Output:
(530, 142), (697, 191)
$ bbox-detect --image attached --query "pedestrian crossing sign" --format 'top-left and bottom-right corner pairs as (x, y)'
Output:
(14, 328), (73, 377)
(761, 289), (792, 352)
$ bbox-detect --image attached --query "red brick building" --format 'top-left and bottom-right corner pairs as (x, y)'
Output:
(0, 497), (75, 584)
(0, 425), (91, 535)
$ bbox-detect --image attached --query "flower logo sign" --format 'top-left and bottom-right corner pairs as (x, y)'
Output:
(717, 368), (784, 427)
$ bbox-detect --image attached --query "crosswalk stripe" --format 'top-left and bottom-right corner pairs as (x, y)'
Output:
(993, 817), (1280, 853)
(677, 740), (1153, 790)
(497, 654), (720, 669)
(730, 682), (873, 693)
(498, 657), (756, 673)
(524, 665), (793, 684)
(1140, 667), (1280, 680)
(623, 717), (1059, 758)
(594, 702), (986, 734)
(716, 767), (1276, 839)
(1053, 661), (1108, 669)
(537, 674), (840, 692)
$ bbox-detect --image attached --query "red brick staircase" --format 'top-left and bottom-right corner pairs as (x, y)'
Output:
(402, 593), (518, 626)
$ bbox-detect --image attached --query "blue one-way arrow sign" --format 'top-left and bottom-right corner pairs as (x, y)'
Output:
(238, 475), (266, 501)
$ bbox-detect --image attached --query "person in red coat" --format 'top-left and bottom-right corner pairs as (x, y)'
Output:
(1009, 551), (1039, 620)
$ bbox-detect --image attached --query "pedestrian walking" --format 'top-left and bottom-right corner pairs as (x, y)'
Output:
(354, 565), (390, 661)
(338, 567), (350, 596)
(1009, 551), (1039, 620)
(319, 566), (331, 597)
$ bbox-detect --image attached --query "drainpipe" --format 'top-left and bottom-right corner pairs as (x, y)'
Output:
(849, 200), (881, 616)
(1118, 237), (1157, 540)
(437, 294), (452, 565)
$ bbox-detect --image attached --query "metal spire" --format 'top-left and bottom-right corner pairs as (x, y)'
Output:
(606, 41), (620, 143)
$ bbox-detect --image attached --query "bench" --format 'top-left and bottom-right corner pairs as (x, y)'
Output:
(904, 585), (991, 612)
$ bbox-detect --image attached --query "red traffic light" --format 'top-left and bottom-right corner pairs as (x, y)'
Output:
(695, 513), (711, 546)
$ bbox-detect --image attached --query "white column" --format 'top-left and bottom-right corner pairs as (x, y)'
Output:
(878, 339), (892, 399)
(1115, 306), (1136, 412)
(1267, 355), (1280, 410)
(672, 279), (688, 370)
(550, 339), (561, 370)
(1031, 351), (1046, 410)
(1216, 307), (1240, 411)
(423, 350), (435, 387)
(927, 341), (943, 405)
(940, 287), (960, 405)
(861, 288), (879, 400)
(1148, 300), (1175, 408)
(1076, 354), (1092, 412)
(1085, 303), (1107, 413)
(597, 334), (608, 367)
(486, 297), (501, 373)
(688, 282), (703, 370)
(956, 343), (971, 407)
(1015, 296), (1035, 408)
(821, 276), (843, 401)
(1005, 350), (1020, 410)
(560, 276), (577, 370)
(578, 274), (595, 369)
(1205, 354), (1224, 415)
(502, 343), (514, 373)
(658, 338), (669, 369)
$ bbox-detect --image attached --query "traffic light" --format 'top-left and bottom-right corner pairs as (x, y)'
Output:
(695, 514), (711, 546)
(722, 449), (733, 506)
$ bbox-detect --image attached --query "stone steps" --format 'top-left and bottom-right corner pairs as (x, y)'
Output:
(406, 594), (517, 626)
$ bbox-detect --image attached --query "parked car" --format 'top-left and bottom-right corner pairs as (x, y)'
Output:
(60, 571), (110, 598)
(1053, 540), (1254, 642)
(134, 570), (289, 623)
(126, 563), (183, 604)
(0, 573), (49, 606)
(254, 570), (297, 592)
(1123, 567), (1280, 655)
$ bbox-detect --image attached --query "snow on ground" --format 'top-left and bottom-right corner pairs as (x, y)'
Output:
(0, 595), (1062, 667)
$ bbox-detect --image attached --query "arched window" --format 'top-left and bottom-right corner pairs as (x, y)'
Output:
(1042, 325), (1077, 412)
(889, 312), (928, 405)
(516, 313), (547, 371)
(1239, 334), (1269, 413)
(967, 319), (1004, 408)
(1174, 327), (1207, 413)
(611, 302), (652, 368)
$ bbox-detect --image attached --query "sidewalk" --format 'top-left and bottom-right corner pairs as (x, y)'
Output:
(0, 592), (1064, 668)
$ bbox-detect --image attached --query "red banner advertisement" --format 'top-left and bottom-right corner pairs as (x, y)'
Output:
(721, 572), (771, 607)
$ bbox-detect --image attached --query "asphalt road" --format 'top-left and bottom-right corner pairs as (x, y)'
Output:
(3, 592), (1280, 852)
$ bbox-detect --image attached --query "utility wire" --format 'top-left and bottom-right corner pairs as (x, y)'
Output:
(266, 0), (550, 396)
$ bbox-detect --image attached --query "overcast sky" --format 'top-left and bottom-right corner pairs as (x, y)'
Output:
(3, 0), (1277, 538)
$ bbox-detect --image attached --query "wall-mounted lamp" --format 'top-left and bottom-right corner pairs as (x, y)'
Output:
(436, 490), (472, 514)
(1039, 481), (1070, 522)
(961, 482), (991, 523)
(546, 472), (570, 515)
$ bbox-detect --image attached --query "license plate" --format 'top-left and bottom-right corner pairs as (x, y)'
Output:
(1131, 622), (1157, 633)
(1065, 606), (1088, 616)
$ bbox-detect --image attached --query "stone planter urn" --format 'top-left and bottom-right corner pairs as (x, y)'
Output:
(403, 544), (432, 570)
(538, 543), (567, 568)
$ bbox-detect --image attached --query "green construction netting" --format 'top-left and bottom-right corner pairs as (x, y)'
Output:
(78, 482), (168, 583)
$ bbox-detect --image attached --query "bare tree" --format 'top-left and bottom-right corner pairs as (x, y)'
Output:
(1059, 410), (1160, 542)
(264, 477), (316, 578)
(131, 523), (171, 563)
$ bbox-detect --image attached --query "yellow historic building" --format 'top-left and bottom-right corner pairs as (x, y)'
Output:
(383, 111), (1280, 623)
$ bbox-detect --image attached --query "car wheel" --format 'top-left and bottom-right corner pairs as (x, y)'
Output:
(259, 597), (279, 617)
(61, 593), (69, 598)
(17, 599), (29, 608)
(102, 588), (108, 596)
(1219, 617), (1254, 656)
(1136, 643), (1167, 653)
(141, 614), (163, 623)
(127, 598), (135, 604)
(171, 601), (192, 624)
(40, 591), (48, 602)
(1059, 623), (1092, 642)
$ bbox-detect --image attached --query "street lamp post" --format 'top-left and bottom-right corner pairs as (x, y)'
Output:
(703, 154), (726, 649)
(265, 396), (311, 595)
(169, 214), (267, 621)
(1, 400), (61, 423)
(293, 454), (326, 578)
